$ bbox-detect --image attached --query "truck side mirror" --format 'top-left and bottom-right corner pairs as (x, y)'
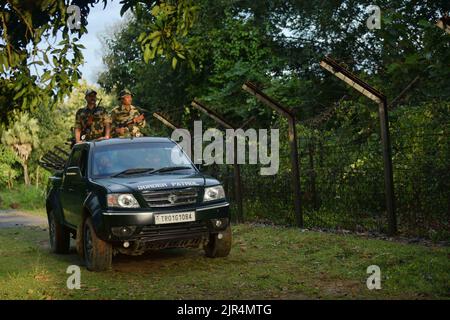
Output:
(66, 166), (82, 178)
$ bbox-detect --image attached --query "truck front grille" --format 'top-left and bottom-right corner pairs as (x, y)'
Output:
(136, 221), (209, 242)
(141, 187), (199, 208)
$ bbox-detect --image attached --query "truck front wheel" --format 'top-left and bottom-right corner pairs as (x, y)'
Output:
(204, 225), (232, 258)
(83, 217), (112, 271)
(48, 209), (70, 254)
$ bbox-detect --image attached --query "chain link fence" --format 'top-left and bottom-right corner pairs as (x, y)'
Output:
(203, 105), (450, 240)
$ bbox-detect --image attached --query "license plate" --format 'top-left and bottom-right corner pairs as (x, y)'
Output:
(154, 211), (196, 225)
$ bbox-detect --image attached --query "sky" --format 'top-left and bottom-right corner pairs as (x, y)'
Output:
(79, 0), (124, 84)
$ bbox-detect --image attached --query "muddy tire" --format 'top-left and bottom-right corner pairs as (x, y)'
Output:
(75, 222), (84, 260)
(83, 217), (112, 271)
(47, 209), (70, 254)
(204, 225), (232, 258)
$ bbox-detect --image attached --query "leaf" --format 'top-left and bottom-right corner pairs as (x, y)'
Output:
(150, 46), (157, 59)
(143, 45), (151, 63)
(137, 32), (147, 42)
(120, 2), (131, 16)
(405, 54), (419, 65)
(13, 89), (27, 101)
(172, 56), (177, 69)
(145, 31), (162, 42)
(386, 63), (400, 74)
(188, 59), (196, 72)
(28, 61), (44, 66)
(418, 19), (430, 28)
(151, 5), (160, 17)
(176, 52), (186, 60)
(22, 97), (28, 109)
(151, 36), (160, 48)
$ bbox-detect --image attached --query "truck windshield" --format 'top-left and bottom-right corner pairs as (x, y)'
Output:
(91, 142), (195, 178)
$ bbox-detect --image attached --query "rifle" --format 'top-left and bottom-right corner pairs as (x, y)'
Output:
(115, 105), (150, 130)
(116, 113), (145, 128)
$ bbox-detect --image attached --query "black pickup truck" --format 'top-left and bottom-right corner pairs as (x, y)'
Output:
(45, 137), (231, 271)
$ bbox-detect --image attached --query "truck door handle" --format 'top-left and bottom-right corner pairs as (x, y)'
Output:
(68, 188), (75, 192)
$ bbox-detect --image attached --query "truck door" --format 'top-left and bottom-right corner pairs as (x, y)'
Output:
(60, 146), (89, 227)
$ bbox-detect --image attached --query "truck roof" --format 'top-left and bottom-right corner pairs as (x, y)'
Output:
(87, 137), (173, 148)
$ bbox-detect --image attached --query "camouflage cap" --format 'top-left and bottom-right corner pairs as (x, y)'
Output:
(85, 89), (97, 96)
(118, 89), (133, 100)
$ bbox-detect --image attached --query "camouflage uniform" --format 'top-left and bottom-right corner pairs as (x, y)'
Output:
(110, 104), (146, 138)
(74, 106), (111, 141)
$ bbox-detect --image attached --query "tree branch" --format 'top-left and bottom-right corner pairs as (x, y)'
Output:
(389, 75), (420, 109)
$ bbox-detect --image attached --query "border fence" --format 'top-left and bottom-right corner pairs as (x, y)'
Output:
(148, 58), (450, 241)
(201, 117), (449, 240)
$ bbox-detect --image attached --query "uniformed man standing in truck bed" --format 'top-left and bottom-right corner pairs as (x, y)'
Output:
(74, 89), (111, 144)
(110, 89), (146, 138)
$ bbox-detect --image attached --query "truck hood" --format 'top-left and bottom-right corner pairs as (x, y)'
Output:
(93, 172), (218, 193)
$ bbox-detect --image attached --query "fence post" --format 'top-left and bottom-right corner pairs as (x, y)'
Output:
(242, 82), (303, 228)
(320, 56), (397, 235)
(153, 112), (179, 130)
(308, 137), (318, 210)
(378, 98), (397, 234)
(191, 99), (245, 223)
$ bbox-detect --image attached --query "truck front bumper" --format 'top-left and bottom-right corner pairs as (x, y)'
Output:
(93, 201), (230, 243)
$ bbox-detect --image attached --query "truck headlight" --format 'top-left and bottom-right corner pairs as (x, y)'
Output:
(203, 186), (225, 202)
(107, 194), (140, 208)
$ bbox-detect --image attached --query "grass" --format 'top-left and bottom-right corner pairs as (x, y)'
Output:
(0, 224), (448, 300)
(0, 184), (46, 217)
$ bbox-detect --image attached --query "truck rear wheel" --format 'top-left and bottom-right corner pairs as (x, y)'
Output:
(204, 225), (232, 258)
(47, 209), (70, 254)
(83, 217), (112, 271)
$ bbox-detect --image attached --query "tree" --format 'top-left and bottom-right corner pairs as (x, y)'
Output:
(0, 0), (100, 125)
(0, 144), (19, 189)
(1, 113), (39, 185)
(0, 0), (199, 127)
(99, 1), (450, 128)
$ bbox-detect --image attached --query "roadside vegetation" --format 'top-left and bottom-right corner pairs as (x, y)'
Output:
(0, 184), (46, 216)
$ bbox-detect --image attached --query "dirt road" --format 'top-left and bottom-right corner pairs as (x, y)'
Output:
(0, 210), (47, 228)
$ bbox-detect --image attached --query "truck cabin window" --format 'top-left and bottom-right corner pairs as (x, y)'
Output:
(91, 142), (194, 178)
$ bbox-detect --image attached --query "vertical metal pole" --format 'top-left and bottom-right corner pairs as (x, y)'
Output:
(308, 139), (318, 210)
(233, 136), (244, 223)
(378, 98), (396, 235)
(288, 117), (303, 227)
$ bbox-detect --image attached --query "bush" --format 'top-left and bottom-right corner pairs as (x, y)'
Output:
(0, 184), (45, 212)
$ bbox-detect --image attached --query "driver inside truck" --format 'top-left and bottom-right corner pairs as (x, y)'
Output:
(95, 153), (114, 176)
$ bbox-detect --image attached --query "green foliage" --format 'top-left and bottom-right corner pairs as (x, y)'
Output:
(1, 112), (39, 185)
(0, 144), (19, 189)
(0, 0), (102, 125)
(0, 183), (45, 213)
(0, 80), (115, 188)
(0, 1), (194, 127)
(136, 0), (199, 68)
(98, 10), (201, 133)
